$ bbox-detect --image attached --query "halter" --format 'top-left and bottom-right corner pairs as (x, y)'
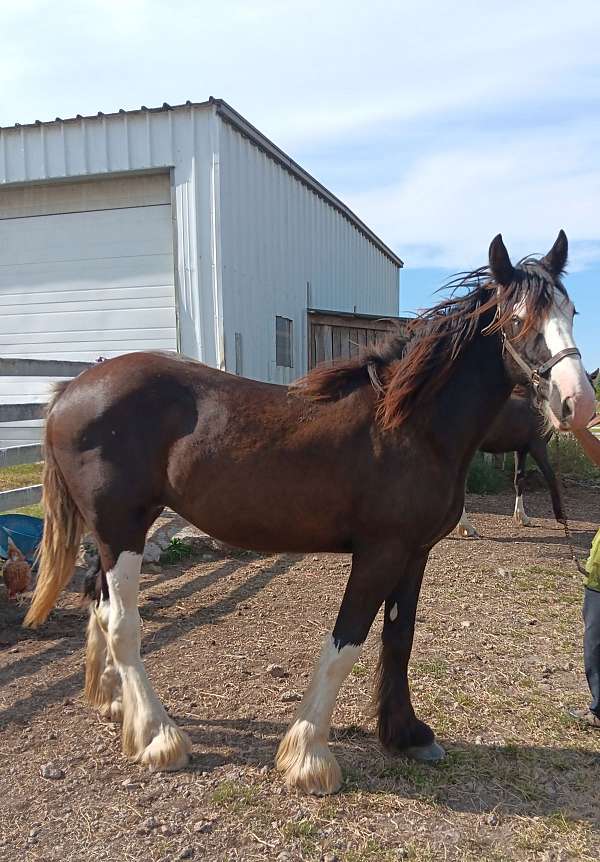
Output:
(483, 298), (581, 403)
(500, 334), (581, 402)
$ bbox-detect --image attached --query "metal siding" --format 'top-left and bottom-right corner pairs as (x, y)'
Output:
(218, 119), (399, 382)
(0, 108), (214, 366)
(0, 173), (177, 446)
(0, 105), (400, 389)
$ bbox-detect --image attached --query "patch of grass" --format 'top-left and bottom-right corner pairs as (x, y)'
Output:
(0, 462), (43, 492)
(412, 658), (448, 679)
(467, 453), (511, 494)
(548, 434), (600, 483)
(282, 818), (319, 854)
(210, 780), (259, 811)
(13, 502), (44, 518)
(515, 812), (592, 853)
(351, 662), (368, 677)
(342, 765), (364, 790)
(378, 759), (439, 791)
(343, 839), (401, 862)
(160, 537), (195, 564)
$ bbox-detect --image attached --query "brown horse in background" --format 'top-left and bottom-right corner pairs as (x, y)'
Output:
(457, 385), (560, 536)
(24, 232), (595, 795)
(459, 367), (599, 537)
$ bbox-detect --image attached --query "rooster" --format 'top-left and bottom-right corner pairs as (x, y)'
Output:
(3, 537), (32, 601)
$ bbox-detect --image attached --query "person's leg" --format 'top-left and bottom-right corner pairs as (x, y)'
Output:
(583, 587), (600, 716)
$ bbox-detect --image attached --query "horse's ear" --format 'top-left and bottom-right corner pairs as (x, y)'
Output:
(489, 234), (514, 286)
(589, 368), (599, 384)
(541, 229), (568, 277)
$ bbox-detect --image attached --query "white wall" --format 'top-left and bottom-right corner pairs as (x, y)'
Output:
(218, 118), (399, 382)
(0, 102), (400, 388)
(0, 105), (220, 366)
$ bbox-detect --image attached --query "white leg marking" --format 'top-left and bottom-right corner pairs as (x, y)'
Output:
(457, 506), (479, 538)
(513, 494), (532, 526)
(389, 603), (398, 622)
(276, 633), (361, 795)
(107, 552), (190, 771)
(85, 600), (123, 722)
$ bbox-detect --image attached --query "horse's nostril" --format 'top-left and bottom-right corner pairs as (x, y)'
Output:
(561, 396), (574, 422)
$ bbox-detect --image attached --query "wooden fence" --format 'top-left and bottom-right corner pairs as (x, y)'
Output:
(0, 357), (93, 513)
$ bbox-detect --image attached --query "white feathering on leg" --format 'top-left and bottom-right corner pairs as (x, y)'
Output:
(106, 552), (190, 771)
(276, 634), (361, 795)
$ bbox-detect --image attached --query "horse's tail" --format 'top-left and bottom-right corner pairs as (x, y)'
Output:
(23, 383), (84, 629)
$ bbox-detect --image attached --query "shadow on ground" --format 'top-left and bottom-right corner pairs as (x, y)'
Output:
(181, 714), (600, 826)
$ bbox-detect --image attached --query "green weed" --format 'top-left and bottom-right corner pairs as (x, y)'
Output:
(160, 537), (195, 564)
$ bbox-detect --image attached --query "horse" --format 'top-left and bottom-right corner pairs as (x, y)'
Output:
(24, 231), (595, 796)
(458, 368), (599, 537)
(457, 385), (560, 536)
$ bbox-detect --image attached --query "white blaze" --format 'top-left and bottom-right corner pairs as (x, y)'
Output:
(541, 291), (595, 430)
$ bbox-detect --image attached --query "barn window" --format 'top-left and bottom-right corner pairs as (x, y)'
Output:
(276, 316), (293, 367)
(234, 332), (243, 375)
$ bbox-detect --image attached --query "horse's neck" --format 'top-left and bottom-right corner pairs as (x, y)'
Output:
(431, 330), (512, 466)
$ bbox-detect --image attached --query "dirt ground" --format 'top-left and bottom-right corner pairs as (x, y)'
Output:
(1, 486), (599, 862)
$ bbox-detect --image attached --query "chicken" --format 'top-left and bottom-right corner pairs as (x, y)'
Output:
(3, 536), (32, 600)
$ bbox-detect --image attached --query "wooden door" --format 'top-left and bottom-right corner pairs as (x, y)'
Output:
(308, 312), (408, 370)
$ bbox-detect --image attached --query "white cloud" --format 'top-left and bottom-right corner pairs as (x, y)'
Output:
(345, 117), (600, 270)
(0, 0), (598, 274)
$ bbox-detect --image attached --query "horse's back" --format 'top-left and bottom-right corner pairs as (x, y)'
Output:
(480, 388), (548, 453)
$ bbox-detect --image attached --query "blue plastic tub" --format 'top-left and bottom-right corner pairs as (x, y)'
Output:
(0, 513), (44, 563)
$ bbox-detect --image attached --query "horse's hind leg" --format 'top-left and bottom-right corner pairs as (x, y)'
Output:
(456, 504), (479, 538)
(375, 552), (444, 762)
(97, 540), (191, 771)
(276, 544), (408, 795)
(85, 598), (123, 723)
(528, 438), (565, 524)
(513, 449), (532, 526)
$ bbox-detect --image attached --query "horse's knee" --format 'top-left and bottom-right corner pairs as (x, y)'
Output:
(108, 612), (140, 662)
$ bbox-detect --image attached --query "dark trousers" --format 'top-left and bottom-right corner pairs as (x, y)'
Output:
(583, 587), (600, 716)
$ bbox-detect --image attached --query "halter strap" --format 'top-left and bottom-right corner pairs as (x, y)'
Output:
(537, 347), (582, 377)
(367, 361), (386, 396)
(501, 336), (581, 402)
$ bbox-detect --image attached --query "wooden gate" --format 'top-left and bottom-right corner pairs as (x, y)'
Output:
(308, 311), (409, 369)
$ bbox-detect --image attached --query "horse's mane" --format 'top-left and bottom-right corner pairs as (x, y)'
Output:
(291, 259), (565, 430)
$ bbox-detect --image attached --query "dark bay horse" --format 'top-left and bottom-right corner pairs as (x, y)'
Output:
(458, 367), (599, 537)
(24, 232), (595, 796)
(457, 385), (560, 536)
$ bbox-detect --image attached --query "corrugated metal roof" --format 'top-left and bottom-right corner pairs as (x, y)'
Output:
(0, 97), (403, 268)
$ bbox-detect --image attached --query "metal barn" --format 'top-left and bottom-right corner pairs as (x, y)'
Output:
(0, 98), (403, 444)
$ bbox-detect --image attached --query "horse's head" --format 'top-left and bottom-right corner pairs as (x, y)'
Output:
(488, 231), (595, 431)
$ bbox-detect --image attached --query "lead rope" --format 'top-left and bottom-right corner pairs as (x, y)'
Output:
(554, 432), (588, 576)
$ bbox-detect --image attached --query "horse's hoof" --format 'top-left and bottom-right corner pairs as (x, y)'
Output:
(138, 723), (191, 772)
(276, 721), (342, 796)
(457, 525), (480, 539)
(514, 513), (532, 527)
(402, 740), (446, 763)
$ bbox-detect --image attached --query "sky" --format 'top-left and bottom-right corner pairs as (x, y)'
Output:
(1, 0), (598, 367)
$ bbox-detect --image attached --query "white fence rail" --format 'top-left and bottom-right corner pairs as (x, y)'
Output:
(0, 357), (93, 513)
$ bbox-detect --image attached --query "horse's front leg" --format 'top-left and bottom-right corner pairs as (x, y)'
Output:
(513, 448), (532, 526)
(375, 552), (445, 762)
(103, 549), (191, 770)
(276, 544), (409, 795)
(456, 505), (479, 538)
